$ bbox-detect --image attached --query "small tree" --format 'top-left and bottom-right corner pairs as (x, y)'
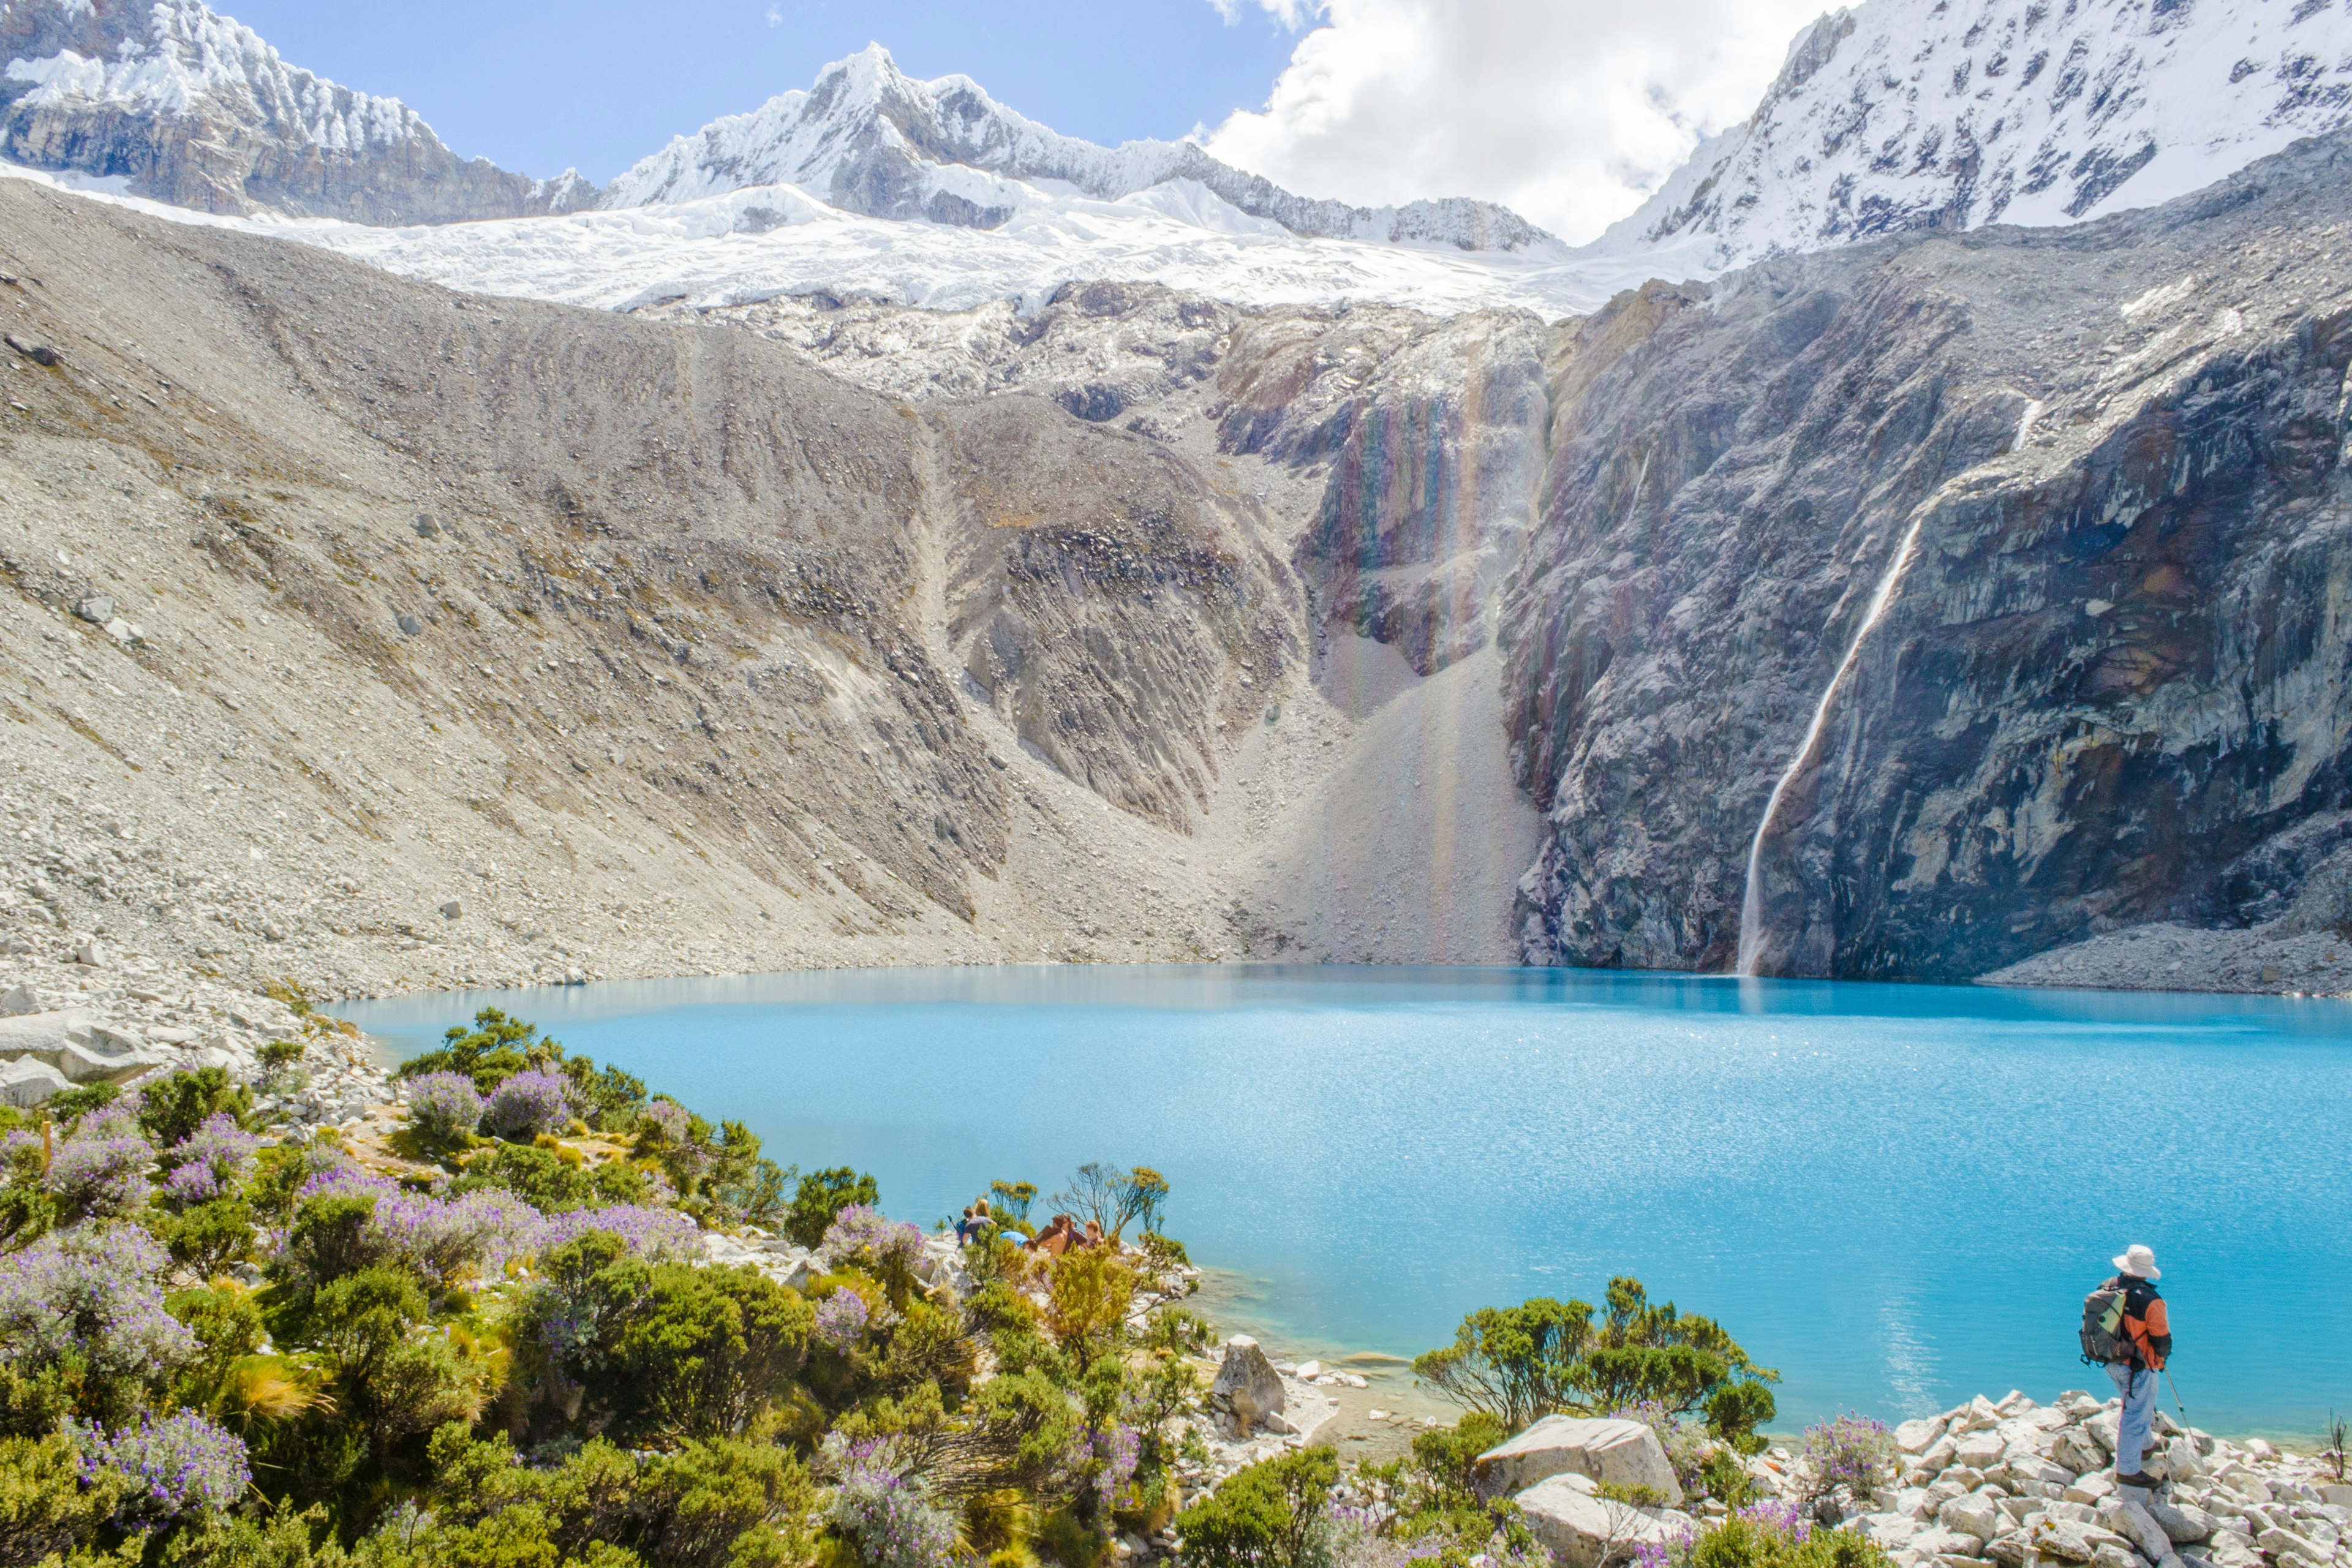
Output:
(1414, 1277), (1777, 1438)
(988, 1180), (1038, 1225)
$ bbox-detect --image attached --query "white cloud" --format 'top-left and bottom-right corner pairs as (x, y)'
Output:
(766, 4), (783, 24)
(1201, 0), (1826, 244)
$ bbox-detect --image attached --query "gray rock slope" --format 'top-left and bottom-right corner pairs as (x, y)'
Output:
(0, 0), (592, 223)
(0, 176), (1315, 994)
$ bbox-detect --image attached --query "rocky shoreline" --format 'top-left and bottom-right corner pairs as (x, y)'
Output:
(1436, 1386), (2347, 1568)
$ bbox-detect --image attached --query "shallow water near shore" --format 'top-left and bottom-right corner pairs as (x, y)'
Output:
(337, 963), (2352, 1439)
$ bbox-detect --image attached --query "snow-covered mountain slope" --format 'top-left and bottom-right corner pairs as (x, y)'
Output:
(0, 0), (589, 222)
(605, 44), (1556, 254)
(1588, 0), (2352, 271)
(0, 159), (1649, 318)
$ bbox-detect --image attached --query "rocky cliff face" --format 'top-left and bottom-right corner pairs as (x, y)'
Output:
(0, 0), (591, 222)
(1510, 134), (2352, 981)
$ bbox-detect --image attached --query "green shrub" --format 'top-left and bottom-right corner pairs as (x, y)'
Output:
(527, 1236), (810, 1442)
(45, 1082), (121, 1123)
(782, 1167), (876, 1249)
(159, 1196), (260, 1276)
(0, 1430), (127, 1563)
(1174, 1446), (1339, 1568)
(1687, 1509), (1896, 1568)
(561, 1058), (648, 1136)
(137, 1068), (252, 1147)
(283, 1195), (390, 1286)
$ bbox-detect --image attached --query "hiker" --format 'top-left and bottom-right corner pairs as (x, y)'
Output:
(1030, 1214), (1076, 1256)
(1077, 1219), (1105, 1250)
(2093, 1243), (2173, 1489)
(956, 1200), (992, 1244)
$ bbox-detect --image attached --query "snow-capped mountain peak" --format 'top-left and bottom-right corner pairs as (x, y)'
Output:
(602, 43), (1559, 255)
(1589, 0), (2352, 271)
(0, 0), (590, 222)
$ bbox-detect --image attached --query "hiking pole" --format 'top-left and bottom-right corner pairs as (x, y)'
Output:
(2164, 1370), (2187, 1420)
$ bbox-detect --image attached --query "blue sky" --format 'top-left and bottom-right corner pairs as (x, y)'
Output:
(218, 0), (1310, 183)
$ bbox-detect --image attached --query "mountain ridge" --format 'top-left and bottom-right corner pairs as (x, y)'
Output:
(1585, 0), (2352, 271)
(601, 43), (1557, 254)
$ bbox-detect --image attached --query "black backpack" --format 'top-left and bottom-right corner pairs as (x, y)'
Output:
(2081, 1283), (2132, 1365)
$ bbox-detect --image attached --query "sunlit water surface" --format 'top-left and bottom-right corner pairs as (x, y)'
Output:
(336, 965), (2352, 1438)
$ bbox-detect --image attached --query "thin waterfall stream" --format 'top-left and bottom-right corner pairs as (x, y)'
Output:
(1734, 514), (1929, 975)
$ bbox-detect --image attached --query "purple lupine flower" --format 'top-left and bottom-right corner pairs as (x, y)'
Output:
(404, 1072), (486, 1142)
(1736, 1499), (1814, 1542)
(820, 1205), (926, 1275)
(46, 1112), (154, 1218)
(294, 1164), (541, 1283)
(483, 1069), (575, 1139)
(0, 1224), (195, 1386)
(72, 1408), (249, 1520)
(1803, 1411), (1896, 1496)
(158, 1114), (258, 1211)
(814, 1288), (870, 1352)
(533, 1204), (699, 1264)
(638, 1099), (692, 1144)
(819, 1433), (959, 1568)
(1092, 1423), (1142, 1510)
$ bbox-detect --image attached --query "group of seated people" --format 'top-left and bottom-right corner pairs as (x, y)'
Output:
(954, 1202), (1107, 1254)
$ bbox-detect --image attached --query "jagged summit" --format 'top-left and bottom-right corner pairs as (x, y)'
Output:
(601, 43), (1558, 254)
(0, 0), (590, 222)
(1588, 0), (2352, 271)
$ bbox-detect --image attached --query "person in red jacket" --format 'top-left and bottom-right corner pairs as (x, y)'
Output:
(2104, 1243), (2173, 1490)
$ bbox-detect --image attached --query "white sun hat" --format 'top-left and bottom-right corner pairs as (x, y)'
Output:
(2113, 1243), (2160, 1280)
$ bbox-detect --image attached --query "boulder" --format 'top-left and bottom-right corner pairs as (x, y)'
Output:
(1899, 1418), (1951, 1456)
(1955, 1432), (2007, 1470)
(2104, 1495), (2173, 1562)
(1208, 1338), (1285, 1431)
(1986, 1531), (2037, 1567)
(2082, 1411), (2120, 1457)
(1940, 1494), (2005, 1542)
(1907, 1528), (1984, 1559)
(0, 987), (35, 1017)
(1474, 1415), (1684, 1505)
(2150, 1502), (2215, 1544)
(2257, 1527), (2329, 1564)
(2029, 1520), (2133, 1565)
(1860, 1513), (1921, 1548)
(0, 1057), (69, 1106)
(1513, 1475), (1691, 1568)
(1921, 1436), (1962, 1472)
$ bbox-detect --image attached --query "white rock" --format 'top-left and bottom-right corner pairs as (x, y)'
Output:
(72, 937), (105, 966)
(1942, 1493), (2005, 1542)
(1210, 1338), (1286, 1431)
(1295, 1360), (1322, 1380)
(0, 986), (35, 1017)
(1900, 1418), (1952, 1455)
(1513, 1478), (1690, 1568)
(1474, 1415), (1683, 1505)
(1953, 1431), (2006, 1470)
(0, 1056), (69, 1105)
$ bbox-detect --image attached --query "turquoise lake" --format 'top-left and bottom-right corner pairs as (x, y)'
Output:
(335, 964), (2352, 1439)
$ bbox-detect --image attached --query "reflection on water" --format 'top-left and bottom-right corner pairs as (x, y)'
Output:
(338, 963), (2352, 1437)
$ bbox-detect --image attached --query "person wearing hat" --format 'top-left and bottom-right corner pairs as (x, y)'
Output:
(2103, 1243), (2172, 1490)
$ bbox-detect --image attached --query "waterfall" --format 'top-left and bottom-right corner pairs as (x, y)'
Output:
(1733, 514), (1929, 976)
